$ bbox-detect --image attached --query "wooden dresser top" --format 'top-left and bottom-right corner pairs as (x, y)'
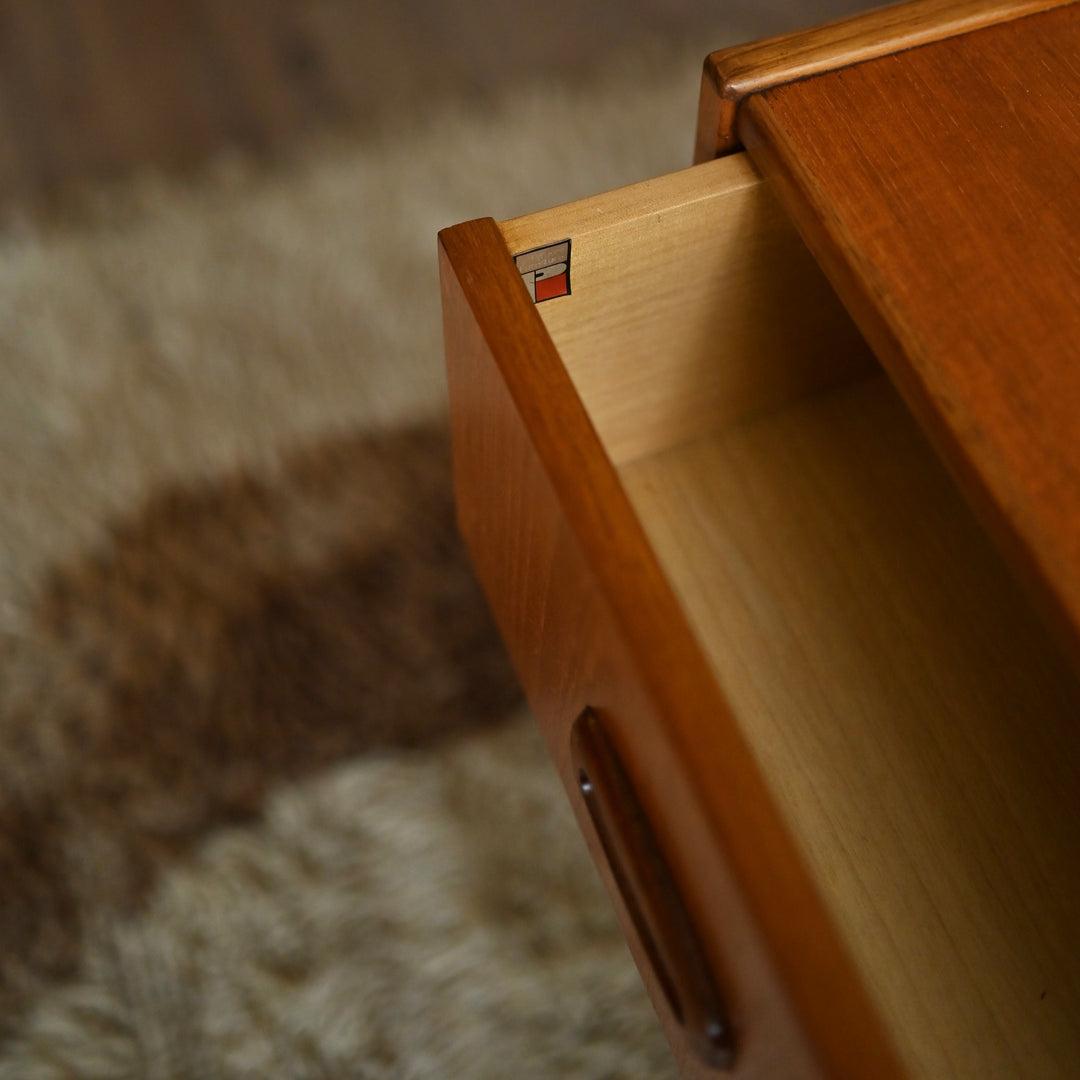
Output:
(734, 3), (1080, 664)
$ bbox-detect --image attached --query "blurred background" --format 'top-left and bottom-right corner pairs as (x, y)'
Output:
(0, 0), (868, 200)
(0, 2), (871, 1078)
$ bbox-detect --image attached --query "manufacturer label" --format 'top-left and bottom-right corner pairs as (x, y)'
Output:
(514, 239), (571, 303)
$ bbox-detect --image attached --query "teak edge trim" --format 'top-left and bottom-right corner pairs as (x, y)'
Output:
(693, 0), (1075, 162)
(736, 46), (1080, 674)
(438, 215), (908, 1080)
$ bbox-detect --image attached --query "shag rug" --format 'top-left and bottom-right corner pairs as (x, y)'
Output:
(0, 44), (720, 1079)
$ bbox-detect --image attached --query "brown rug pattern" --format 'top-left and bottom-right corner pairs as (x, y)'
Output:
(0, 423), (520, 1035)
(0, 37), (746, 1080)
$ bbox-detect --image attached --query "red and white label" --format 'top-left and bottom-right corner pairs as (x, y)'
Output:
(514, 239), (571, 304)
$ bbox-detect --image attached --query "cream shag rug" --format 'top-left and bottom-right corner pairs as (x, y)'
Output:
(0, 46), (718, 1079)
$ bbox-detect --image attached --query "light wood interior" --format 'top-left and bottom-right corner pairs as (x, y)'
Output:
(500, 156), (1080, 1078)
(499, 155), (875, 467)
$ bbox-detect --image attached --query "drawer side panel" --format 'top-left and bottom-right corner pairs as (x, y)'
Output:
(438, 216), (903, 1080)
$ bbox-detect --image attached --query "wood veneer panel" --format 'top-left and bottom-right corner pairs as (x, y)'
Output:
(739, 2), (1080, 667)
(439, 217), (904, 1078)
(621, 373), (1080, 1078)
(694, 0), (1073, 161)
(499, 156), (875, 467)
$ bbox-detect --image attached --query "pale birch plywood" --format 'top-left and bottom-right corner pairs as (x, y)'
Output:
(619, 375), (1080, 1079)
(499, 155), (873, 467)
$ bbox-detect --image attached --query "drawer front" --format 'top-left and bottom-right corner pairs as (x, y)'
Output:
(440, 217), (832, 1079)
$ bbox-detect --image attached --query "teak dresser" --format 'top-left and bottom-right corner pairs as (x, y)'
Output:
(438, 1), (1080, 1076)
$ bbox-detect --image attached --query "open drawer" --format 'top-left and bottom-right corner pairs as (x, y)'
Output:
(438, 153), (1080, 1079)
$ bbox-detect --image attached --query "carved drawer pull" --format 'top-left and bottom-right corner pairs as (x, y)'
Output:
(572, 707), (735, 1070)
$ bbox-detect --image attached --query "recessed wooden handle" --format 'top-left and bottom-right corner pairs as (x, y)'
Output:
(571, 707), (735, 1070)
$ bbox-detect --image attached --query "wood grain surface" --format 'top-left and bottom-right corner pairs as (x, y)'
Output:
(499, 155), (874, 467)
(694, 0), (1074, 161)
(739, 2), (1080, 669)
(491, 143), (1080, 1077)
(439, 216), (906, 1079)
(622, 374), (1080, 1078)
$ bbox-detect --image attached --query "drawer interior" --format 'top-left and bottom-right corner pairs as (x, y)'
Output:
(500, 156), (1080, 1078)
